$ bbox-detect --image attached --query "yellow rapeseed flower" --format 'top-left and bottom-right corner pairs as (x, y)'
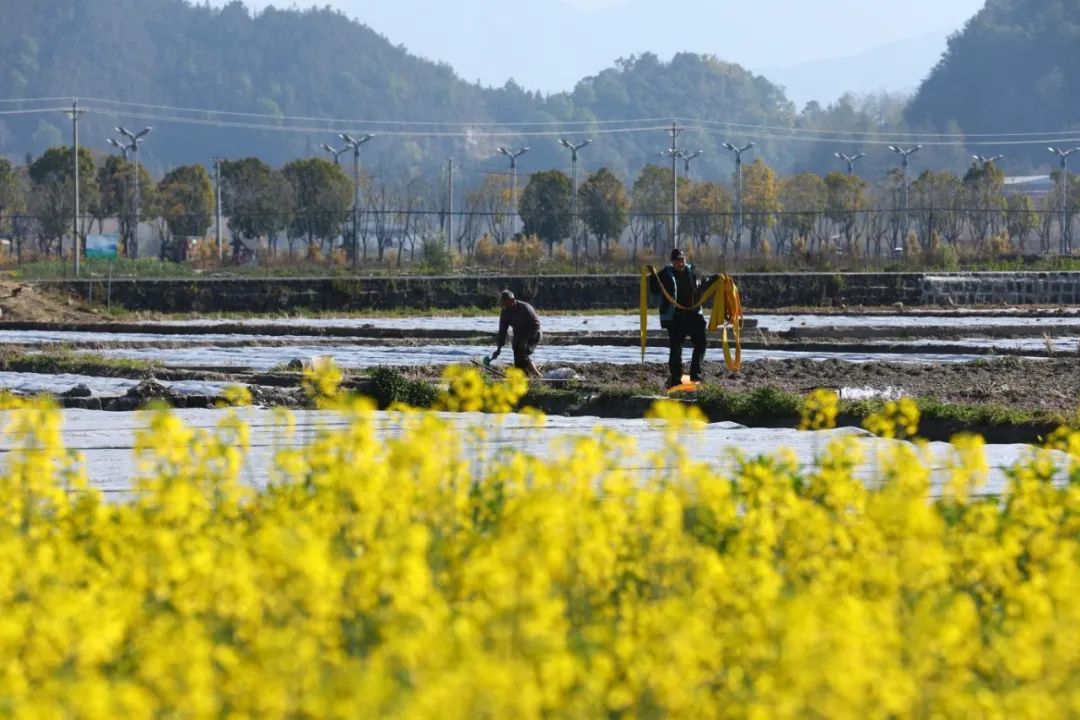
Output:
(0, 385), (1075, 718)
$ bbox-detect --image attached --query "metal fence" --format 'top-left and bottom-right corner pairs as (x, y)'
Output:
(2, 206), (1078, 273)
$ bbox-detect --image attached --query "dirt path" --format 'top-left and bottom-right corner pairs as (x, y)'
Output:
(0, 281), (104, 322)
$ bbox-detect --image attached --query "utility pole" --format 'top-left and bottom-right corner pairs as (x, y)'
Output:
(213, 157), (224, 261)
(723, 142), (755, 249)
(497, 146), (529, 238)
(339, 133), (373, 269)
(834, 152), (865, 176)
(66, 99), (84, 276)
(1049, 147), (1079, 253)
(560, 138), (591, 258)
(667, 122), (682, 248)
(447, 158), (454, 252)
(889, 145), (922, 250)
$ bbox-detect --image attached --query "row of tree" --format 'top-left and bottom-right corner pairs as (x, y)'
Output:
(2, 147), (1078, 264)
(456, 158), (1078, 260)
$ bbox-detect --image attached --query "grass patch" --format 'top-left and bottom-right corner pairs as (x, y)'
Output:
(365, 368), (440, 409)
(695, 385), (1072, 433)
(697, 385), (802, 424)
(15, 258), (201, 279)
(896, 396), (1069, 429)
(266, 360), (305, 373)
(837, 396), (1066, 428)
(0, 349), (163, 378)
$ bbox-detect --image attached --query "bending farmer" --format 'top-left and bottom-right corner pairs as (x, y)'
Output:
(491, 289), (542, 378)
(648, 248), (714, 388)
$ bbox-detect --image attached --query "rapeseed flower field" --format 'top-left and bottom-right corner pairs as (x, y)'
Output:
(0, 363), (1078, 718)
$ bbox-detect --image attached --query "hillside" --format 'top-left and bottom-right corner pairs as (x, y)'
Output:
(337, 0), (984, 95)
(0, 0), (969, 181)
(0, 0), (493, 170)
(759, 29), (956, 109)
(906, 0), (1080, 167)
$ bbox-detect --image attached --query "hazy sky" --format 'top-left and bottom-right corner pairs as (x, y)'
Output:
(213, 0), (987, 97)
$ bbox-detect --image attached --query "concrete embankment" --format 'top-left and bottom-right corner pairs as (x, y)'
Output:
(37, 271), (1080, 313)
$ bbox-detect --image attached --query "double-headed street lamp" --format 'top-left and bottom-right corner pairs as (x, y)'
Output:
(105, 137), (129, 161)
(889, 144), (921, 249)
(834, 152), (865, 176)
(112, 126), (152, 259)
(681, 150), (703, 181)
(339, 133), (374, 269)
(321, 143), (348, 165)
(1049, 146), (1080, 253)
(497, 146), (529, 237)
(560, 138), (591, 258)
(973, 154), (1004, 169)
(722, 142), (754, 244)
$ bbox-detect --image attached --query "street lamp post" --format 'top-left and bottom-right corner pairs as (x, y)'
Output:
(888, 144), (922, 250)
(497, 146), (529, 238)
(559, 138), (591, 258)
(834, 152), (865, 176)
(722, 142), (755, 249)
(339, 133), (374, 269)
(114, 126), (152, 260)
(212, 157), (224, 262)
(106, 138), (131, 260)
(1048, 147), (1079, 253)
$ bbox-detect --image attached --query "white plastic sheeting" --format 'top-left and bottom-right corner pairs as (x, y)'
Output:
(153, 311), (1080, 333)
(92, 344), (993, 370)
(0, 408), (1061, 500)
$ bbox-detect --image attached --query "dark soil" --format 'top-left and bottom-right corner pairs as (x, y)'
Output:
(391, 357), (1080, 416)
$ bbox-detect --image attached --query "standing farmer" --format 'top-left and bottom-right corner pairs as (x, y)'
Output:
(648, 248), (711, 388)
(491, 290), (542, 378)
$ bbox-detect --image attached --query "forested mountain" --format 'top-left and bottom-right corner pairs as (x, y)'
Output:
(0, 0), (975, 182)
(343, 0), (984, 94)
(0, 0), (492, 170)
(907, 0), (1080, 167)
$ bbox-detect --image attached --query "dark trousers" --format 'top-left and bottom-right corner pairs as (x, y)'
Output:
(512, 331), (541, 369)
(666, 313), (706, 381)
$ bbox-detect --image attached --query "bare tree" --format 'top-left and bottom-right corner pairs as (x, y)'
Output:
(395, 177), (426, 267)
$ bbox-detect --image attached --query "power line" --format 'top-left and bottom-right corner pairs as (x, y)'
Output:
(683, 125), (1080, 148)
(682, 116), (1080, 140)
(76, 96), (673, 128)
(0, 107), (69, 116)
(0, 96), (75, 104)
(3, 95), (1080, 149)
(79, 105), (673, 138)
(4, 95), (1080, 141)
(78, 105), (1080, 147)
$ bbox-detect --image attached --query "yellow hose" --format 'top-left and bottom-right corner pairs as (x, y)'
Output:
(639, 268), (649, 364)
(640, 266), (743, 371)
